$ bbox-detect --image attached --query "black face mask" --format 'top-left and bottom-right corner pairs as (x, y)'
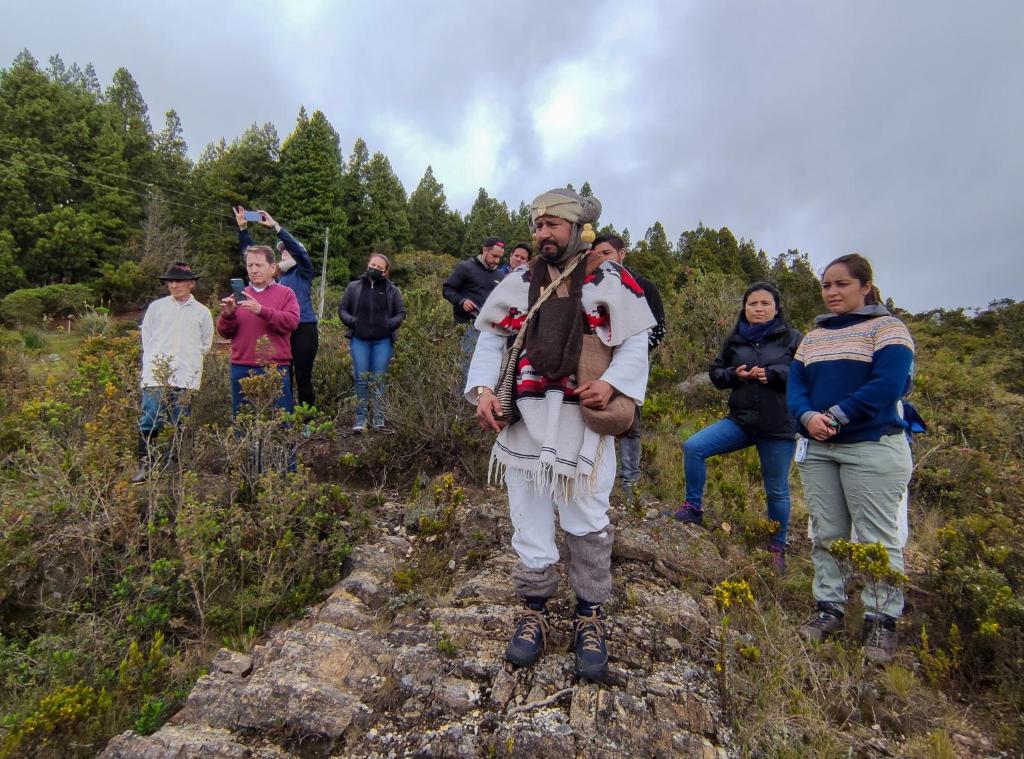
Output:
(366, 268), (384, 281)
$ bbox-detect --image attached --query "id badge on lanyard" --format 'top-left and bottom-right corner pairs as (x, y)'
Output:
(795, 436), (809, 463)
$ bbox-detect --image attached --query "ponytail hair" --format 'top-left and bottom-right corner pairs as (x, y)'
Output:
(825, 253), (881, 304)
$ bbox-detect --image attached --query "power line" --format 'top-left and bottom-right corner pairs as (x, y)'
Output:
(0, 151), (330, 242)
(0, 154), (227, 220)
(0, 140), (338, 240)
(0, 137), (224, 214)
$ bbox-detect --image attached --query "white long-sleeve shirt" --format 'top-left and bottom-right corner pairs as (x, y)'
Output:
(140, 295), (214, 389)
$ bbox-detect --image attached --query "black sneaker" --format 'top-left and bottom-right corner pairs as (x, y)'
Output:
(505, 606), (550, 667)
(573, 606), (609, 682)
(130, 466), (149, 485)
(798, 602), (845, 643)
(672, 502), (704, 526)
(862, 614), (898, 664)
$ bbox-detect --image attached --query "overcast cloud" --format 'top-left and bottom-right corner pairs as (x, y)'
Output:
(4, 0), (1022, 311)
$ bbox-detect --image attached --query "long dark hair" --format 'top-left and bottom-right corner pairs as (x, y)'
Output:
(723, 281), (785, 346)
(824, 253), (881, 305)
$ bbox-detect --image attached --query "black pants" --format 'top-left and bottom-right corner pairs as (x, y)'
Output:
(290, 322), (319, 408)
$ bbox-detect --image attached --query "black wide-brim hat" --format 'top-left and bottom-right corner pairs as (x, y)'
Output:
(158, 262), (200, 281)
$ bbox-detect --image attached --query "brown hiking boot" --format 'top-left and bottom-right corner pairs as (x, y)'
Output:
(862, 614), (898, 664)
(798, 602), (845, 643)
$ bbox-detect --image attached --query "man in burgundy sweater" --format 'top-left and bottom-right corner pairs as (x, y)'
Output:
(217, 245), (301, 415)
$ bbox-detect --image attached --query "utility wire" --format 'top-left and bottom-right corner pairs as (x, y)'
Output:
(0, 151), (332, 242)
(0, 138), (224, 214)
(0, 154), (228, 220)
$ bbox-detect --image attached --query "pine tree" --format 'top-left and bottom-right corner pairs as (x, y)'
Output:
(407, 165), (453, 252)
(0, 51), (141, 283)
(275, 108), (349, 282)
(359, 151), (410, 253)
(340, 137), (370, 254)
(507, 201), (531, 246)
(646, 221), (672, 258)
(105, 67), (155, 182)
(461, 188), (511, 257)
(153, 109), (191, 208)
(580, 181), (593, 197)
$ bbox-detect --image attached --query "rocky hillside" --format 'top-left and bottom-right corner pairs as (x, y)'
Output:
(100, 484), (1004, 759)
(101, 491), (740, 758)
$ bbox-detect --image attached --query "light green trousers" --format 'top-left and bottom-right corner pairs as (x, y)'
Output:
(798, 435), (912, 618)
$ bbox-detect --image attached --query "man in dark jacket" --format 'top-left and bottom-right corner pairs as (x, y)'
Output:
(443, 236), (505, 377)
(591, 234), (666, 499)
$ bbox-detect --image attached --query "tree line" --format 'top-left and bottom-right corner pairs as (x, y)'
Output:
(0, 50), (822, 323)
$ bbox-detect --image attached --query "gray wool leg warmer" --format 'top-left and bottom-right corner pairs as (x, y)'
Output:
(565, 525), (615, 604)
(513, 562), (561, 600)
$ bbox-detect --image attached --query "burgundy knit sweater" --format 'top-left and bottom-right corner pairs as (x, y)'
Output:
(216, 283), (300, 366)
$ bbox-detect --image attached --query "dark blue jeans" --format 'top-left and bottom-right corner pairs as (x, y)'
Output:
(139, 387), (189, 434)
(350, 337), (393, 427)
(682, 417), (796, 546)
(230, 364), (294, 417)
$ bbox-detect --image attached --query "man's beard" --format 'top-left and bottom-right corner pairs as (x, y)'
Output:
(538, 241), (569, 264)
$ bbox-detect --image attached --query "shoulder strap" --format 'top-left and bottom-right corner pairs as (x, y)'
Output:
(508, 253), (586, 353)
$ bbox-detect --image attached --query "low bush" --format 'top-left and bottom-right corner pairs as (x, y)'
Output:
(0, 283), (95, 326)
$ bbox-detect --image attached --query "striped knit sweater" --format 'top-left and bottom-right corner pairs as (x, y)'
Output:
(787, 304), (914, 443)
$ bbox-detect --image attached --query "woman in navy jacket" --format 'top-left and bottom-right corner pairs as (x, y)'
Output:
(673, 282), (802, 571)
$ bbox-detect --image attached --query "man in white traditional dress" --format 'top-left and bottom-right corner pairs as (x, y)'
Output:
(465, 188), (655, 681)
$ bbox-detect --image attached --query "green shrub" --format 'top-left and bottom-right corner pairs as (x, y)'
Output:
(0, 284), (95, 326)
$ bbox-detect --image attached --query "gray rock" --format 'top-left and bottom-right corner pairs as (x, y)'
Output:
(110, 513), (742, 759)
(100, 725), (295, 758)
(210, 648), (253, 678)
(338, 536), (411, 608)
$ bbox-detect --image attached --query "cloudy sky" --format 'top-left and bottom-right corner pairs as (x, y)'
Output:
(5, 0), (1022, 311)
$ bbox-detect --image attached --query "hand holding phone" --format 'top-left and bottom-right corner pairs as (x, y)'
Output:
(230, 278), (248, 302)
(243, 211), (264, 223)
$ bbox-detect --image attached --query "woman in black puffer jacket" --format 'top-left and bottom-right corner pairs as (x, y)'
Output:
(338, 252), (406, 433)
(672, 282), (802, 570)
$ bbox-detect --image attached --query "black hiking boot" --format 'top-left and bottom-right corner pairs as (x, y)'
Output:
(573, 602), (609, 682)
(798, 601), (845, 643)
(671, 501), (704, 526)
(505, 599), (550, 668)
(861, 614), (898, 664)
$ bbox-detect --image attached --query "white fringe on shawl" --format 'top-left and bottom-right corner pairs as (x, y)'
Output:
(474, 259), (655, 499)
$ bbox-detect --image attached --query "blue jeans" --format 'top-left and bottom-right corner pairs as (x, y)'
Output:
(682, 417), (796, 545)
(230, 364), (294, 417)
(459, 325), (480, 386)
(617, 408), (643, 483)
(350, 337), (393, 426)
(139, 387), (189, 434)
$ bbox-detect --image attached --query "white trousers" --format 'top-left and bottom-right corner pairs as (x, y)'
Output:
(506, 443), (617, 570)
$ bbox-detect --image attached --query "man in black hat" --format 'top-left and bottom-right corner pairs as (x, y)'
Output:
(443, 236), (506, 376)
(132, 262), (214, 484)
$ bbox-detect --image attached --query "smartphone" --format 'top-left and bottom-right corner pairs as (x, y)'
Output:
(244, 211), (264, 223)
(230, 278), (248, 302)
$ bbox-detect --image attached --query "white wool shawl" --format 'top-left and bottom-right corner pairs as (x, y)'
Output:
(465, 259), (655, 497)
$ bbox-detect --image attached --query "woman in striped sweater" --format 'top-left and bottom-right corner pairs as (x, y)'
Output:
(787, 254), (914, 664)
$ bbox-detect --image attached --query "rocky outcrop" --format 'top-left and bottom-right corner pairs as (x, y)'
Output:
(101, 492), (737, 758)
